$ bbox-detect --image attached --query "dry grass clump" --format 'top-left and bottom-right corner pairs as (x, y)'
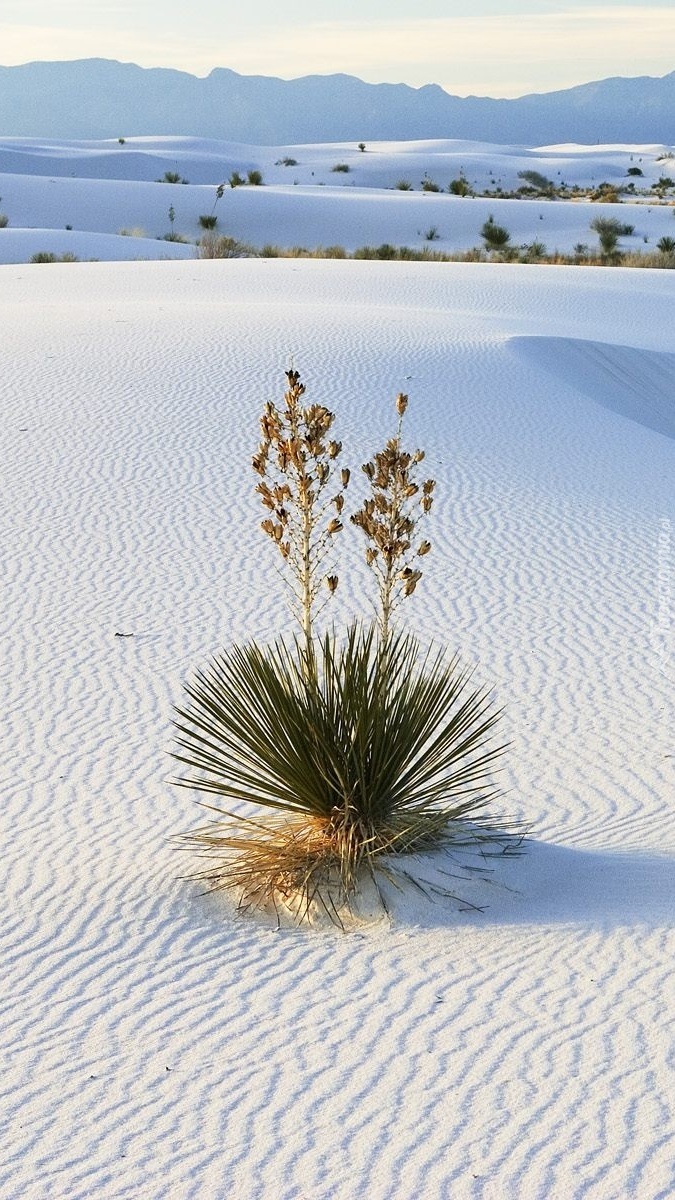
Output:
(173, 370), (518, 924)
(198, 232), (257, 258)
(30, 250), (80, 263)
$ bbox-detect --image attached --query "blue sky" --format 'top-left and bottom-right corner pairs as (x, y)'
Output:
(2, 2), (674, 96)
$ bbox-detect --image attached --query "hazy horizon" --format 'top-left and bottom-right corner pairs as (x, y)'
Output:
(2, 2), (674, 99)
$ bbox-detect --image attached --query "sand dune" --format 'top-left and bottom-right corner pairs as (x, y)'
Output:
(1, 135), (675, 263)
(510, 338), (675, 439)
(1, 253), (673, 1198)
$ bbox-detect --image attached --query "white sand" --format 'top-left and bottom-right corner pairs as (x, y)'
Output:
(1, 136), (675, 262)
(1, 139), (674, 1199)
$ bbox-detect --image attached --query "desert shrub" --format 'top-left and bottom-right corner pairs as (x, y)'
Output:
(199, 214), (218, 229)
(276, 157), (298, 166)
(0, 214), (8, 228)
(656, 176), (675, 191)
(162, 232), (190, 242)
(30, 251), (79, 263)
(589, 183), (620, 203)
(395, 179), (413, 191)
(331, 163), (350, 173)
(424, 226), (440, 241)
(173, 372), (516, 924)
(261, 243), (282, 257)
(517, 170), (555, 196)
(448, 176), (471, 196)
(247, 169), (264, 186)
(119, 227), (146, 238)
(481, 216), (511, 252)
(158, 171), (189, 184)
(627, 166), (643, 177)
(358, 142), (366, 152)
(421, 177), (440, 192)
(229, 171), (245, 188)
(520, 240), (546, 261)
(590, 216), (632, 259)
(198, 232), (255, 258)
(657, 236), (675, 253)
(321, 245), (348, 258)
(174, 625), (510, 921)
(118, 136), (126, 144)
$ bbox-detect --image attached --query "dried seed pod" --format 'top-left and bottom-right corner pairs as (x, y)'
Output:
(326, 575), (339, 593)
(341, 467), (350, 487)
(256, 367), (345, 654)
(418, 540), (432, 556)
(396, 393), (409, 416)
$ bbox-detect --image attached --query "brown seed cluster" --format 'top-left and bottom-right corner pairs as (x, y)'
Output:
(351, 393), (435, 637)
(252, 369), (348, 646)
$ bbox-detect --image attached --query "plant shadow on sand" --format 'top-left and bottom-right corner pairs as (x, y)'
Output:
(378, 837), (675, 931)
(182, 837), (675, 933)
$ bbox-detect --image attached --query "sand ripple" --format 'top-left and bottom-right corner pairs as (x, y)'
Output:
(1, 260), (673, 1199)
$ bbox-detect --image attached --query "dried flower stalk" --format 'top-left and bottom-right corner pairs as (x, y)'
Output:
(253, 369), (348, 661)
(351, 393), (435, 643)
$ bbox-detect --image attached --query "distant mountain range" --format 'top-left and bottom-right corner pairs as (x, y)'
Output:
(1, 58), (674, 145)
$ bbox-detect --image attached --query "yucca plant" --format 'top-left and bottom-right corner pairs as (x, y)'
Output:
(172, 370), (517, 924)
(173, 625), (512, 922)
(481, 216), (511, 253)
